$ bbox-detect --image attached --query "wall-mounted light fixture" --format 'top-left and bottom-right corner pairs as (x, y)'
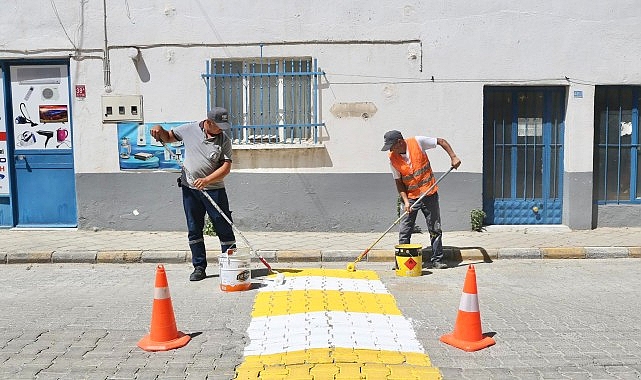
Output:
(128, 47), (142, 64)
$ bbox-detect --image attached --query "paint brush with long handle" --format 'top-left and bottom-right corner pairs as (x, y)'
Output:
(346, 166), (455, 272)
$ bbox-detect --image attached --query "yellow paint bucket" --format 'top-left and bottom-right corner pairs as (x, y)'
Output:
(395, 244), (423, 277)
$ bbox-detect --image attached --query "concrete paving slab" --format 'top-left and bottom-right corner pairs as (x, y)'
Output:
(96, 250), (143, 263)
(6, 251), (53, 264)
(585, 247), (629, 259)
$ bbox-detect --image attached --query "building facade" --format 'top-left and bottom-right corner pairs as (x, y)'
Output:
(1, 1), (640, 232)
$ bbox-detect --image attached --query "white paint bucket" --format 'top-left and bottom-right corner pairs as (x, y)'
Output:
(219, 253), (252, 292)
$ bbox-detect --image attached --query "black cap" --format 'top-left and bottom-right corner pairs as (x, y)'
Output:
(381, 130), (403, 151)
(207, 107), (231, 130)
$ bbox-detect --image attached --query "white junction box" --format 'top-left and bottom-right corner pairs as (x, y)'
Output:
(102, 95), (144, 122)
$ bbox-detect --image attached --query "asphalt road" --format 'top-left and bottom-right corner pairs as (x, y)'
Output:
(1, 259), (640, 379)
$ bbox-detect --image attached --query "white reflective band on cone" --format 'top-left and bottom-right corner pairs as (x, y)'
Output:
(154, 287), (171, 300)
(458, 292), (480, 312)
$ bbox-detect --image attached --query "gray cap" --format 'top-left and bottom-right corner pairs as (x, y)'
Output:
(207, 107), (231, 130)
(381, 130), (403, 151)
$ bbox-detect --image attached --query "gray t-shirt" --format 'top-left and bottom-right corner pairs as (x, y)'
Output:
(172, 121), (232, 190)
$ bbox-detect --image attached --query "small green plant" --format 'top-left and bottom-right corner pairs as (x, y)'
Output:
(203, 217), (217, 236)
(470, 209), (486, 232)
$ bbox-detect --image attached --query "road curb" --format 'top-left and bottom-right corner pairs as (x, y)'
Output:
(6, 251), (53, 264)
(584, 247), (629, 259)
(2, 247), (641, 264)
(541, 247), (586, 259)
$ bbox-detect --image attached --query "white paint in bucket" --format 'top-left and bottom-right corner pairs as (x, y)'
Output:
(219, 253), (252, 292)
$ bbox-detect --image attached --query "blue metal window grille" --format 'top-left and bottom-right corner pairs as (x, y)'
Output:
(202, 57), (324, 144)
(594, 86), (641, 204)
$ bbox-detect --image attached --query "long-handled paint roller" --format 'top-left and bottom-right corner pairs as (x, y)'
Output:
(158, 139), (285, 285)
(346, 166), (455, 272)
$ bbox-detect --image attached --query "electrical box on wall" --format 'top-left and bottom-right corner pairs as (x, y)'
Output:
(102, 95), (144, 123)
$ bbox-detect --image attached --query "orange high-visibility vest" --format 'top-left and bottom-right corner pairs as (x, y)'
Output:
(389, 137), (437, 198)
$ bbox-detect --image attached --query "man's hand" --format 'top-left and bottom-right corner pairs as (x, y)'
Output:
(192, 177), (209, 190)
(149, 125), (165, 142)
(150, 125), (176, 144)
(451, 156), (461, 169)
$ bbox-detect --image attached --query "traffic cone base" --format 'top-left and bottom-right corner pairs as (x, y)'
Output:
(440, 264), (495, 352)
(138, 331), (191, 352)
(138, 265), (191, 352)
(440, 332), (495, 352)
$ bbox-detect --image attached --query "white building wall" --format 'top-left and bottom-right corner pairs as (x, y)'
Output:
(2, 1), (641, 231)
(3, 1), (641, 174)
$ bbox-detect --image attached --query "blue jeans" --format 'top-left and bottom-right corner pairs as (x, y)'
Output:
(398, 192), (443, 263)
(182, 186), (236, 270)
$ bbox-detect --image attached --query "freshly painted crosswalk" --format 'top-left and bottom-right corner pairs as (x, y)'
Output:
(235, 268), (442, 380)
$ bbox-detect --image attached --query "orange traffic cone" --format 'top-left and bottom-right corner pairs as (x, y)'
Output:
(138, 265), (191, 351)
(440, 264), (495, 352)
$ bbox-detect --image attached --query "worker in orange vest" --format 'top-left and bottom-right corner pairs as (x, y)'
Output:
(381, 130), (461, 269)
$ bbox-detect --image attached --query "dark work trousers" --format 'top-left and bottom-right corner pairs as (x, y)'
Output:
(398, 192), (444, 264)
(182, 186), (236, 270)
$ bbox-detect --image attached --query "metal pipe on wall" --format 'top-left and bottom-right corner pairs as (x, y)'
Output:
(103, 0), (112, 93)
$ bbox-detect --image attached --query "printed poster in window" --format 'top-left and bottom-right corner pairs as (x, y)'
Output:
(117, 122), (184, 171)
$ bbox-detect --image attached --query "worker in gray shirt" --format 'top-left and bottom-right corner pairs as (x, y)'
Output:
(151, 107), (236, 281)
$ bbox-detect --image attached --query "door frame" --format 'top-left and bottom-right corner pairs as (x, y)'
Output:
(483, 86), (565, 225)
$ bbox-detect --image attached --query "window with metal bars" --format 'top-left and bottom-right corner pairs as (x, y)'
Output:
(203, 57), (324, 144)
(593, 86), (641, 203)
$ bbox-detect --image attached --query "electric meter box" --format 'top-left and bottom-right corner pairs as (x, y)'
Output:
(102, 95), (144, 123)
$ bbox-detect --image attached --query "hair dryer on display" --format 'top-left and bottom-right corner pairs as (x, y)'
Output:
(37, 130), (54, 148)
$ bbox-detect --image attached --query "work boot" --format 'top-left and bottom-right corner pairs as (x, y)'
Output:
(431, 261), (448, 269)
(190, 266), (206, 281)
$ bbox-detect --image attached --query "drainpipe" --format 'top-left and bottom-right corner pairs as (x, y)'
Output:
(103, 0), (112, 93)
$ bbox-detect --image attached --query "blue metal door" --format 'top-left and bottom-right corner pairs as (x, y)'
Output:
(7, 63), (77, 227)
(483, 87), (565, 224)
(14, 151), (76, 227)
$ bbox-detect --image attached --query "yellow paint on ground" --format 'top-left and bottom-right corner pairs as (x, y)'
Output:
(252, 289), (402, 317)
(240, 348), (432, 368)
(237, 356), (441, 379)
(235, 269), (442, 380)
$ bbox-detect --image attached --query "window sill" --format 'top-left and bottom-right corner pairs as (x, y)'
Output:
(233, 143), (324, 150)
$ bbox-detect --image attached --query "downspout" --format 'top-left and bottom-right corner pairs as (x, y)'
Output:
(103, 0), (112, 93)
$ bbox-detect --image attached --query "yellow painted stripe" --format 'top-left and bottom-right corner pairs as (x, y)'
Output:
(251, 290), (402, 317)
(236, 349), (440, 380)
(240, 348), (432, 367)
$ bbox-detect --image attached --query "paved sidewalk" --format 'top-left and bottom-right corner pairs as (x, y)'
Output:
(1, 225), (640, 264)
